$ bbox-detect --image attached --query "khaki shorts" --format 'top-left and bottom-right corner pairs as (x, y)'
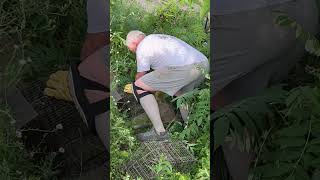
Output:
(140, 61), (209, 96)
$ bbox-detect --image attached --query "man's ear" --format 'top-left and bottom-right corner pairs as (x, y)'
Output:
(132, 40), (138, 46)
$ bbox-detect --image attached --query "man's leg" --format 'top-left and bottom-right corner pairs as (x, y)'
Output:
(71, 0), (109, 150)
(78, 45), (109, 104)
(75, 45), (109, 150)
(174, 62), (208, 123)
(133, 63), (207, 140)
(134, 78), (166, 134)
(79, 0), (109, 105)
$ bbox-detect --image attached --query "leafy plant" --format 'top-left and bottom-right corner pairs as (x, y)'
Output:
(214, 11), (320, 180)
(250, 86), (320, 180)
(172, 88), (210, 140)
(110, 98), (138, 179)
(249, 13), (320, 180)
(152, 154), (191, 180)
(0, 0), (86, 178)
(0, 105), (60, 179)
(213, 86), (287, 152)
(274, 12), (320, 56)
(110, 0), (210, 179)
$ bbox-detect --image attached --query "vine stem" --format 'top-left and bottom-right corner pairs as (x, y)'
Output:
(0, 109), (16, 144)
(0, 109), (16, 122)
(287, 116), (312, 179)
(253, 127), (273, 169)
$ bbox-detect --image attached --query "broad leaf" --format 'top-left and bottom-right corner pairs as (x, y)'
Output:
(255, 163), (292, 178)
(273, 137), (305, 148)
(307, 145), (320, 153)
(262, 150), (300, 162)
(275, 125), (307, 137)
(295, 165), (310, 180)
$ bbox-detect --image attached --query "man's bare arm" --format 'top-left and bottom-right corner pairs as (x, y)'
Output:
(135, 72), (146, 80)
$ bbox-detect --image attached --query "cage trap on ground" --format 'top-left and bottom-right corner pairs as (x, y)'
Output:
(12, 80), (106, 178)
(123, 140), (197, 179)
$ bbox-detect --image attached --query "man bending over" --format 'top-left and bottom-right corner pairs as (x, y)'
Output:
(126, 30), (209, 141)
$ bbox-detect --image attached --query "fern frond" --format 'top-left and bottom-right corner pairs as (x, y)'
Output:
(274, 12), (320, 57)
(214, 86), (287, 151)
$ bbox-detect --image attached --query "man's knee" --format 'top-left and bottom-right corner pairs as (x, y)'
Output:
(132, 81), (153, 104)
(174, 90), (183, 97)
(133, 81), (147, 95)
(134, 79), (155, 92)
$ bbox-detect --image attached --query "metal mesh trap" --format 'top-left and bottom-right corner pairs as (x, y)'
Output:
(123, 140), (196, 179)
(16, 80), (107, 178)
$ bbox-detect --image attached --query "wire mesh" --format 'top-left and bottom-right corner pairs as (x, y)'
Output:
(123, 140), (196, 179)
(17, 80), (107, 178)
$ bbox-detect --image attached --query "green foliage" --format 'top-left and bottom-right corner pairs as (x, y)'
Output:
(250, 86), (320, 180)
(0, 0), (86, 178)
(110, 99), (138, 179)
(150, 140), (210, 180)
(169, 85), (210, 179)
(213, 69), (320, 179)
(152, 155), (191, 180)
(214, 11), (320, 180)
(111, 0), (210, 178)
(110, 0), (210, 88)
(1, 0), (86, 83)
(199, 0), (210, 20)
(249, 13), (320, 180)
(179, 0), (210, 19)
(274, 12), (320, 57)
(193, 139), (210, 180)
(152, 155), (174, 178)
(0, 106), (59, 179)
(172, 88), (210, 140)
(214, 86), (287, 152)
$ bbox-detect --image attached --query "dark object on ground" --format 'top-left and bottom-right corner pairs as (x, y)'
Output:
(6, 86), (38, 129)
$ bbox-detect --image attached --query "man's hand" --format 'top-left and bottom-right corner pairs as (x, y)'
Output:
(135, 72), (146, 80)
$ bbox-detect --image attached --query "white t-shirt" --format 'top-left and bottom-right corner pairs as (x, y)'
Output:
(136, 34), (207, 72)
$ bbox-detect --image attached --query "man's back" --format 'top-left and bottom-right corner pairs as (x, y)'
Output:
(136, 34), (207, 72)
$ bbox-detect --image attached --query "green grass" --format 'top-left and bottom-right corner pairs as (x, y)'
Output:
(1, 0), (210, 179)
(110, 0), (210, 179)
(0, 105), (61, 179)
(0, 0), (87, 179)
(1, 0), (86, 83)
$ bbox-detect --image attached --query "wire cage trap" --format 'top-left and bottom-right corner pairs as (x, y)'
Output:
(16, 80), (107, 178)
(123, 140), (197, 179)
